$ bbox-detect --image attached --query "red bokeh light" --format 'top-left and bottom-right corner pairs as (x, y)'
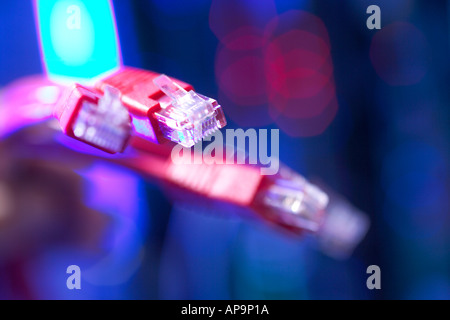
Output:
(216, 48), (268, 106)
(212, 7), (338, 134)
(264, 10), (338, 136)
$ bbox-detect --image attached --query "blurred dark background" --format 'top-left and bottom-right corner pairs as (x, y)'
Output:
(0, 0), (449, 299)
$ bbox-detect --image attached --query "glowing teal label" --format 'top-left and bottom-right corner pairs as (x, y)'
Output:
(35, 0), (121, 82)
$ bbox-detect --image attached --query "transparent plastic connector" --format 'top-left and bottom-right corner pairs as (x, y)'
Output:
(263, 168), (329, 232)
(317, 198), (370, 259)
(72, 87), (131, 153)
(153, 75), (226, 147)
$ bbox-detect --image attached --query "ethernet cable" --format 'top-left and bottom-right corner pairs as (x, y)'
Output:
(56, 67), (227, 152)
(0, 75), (369, 257)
